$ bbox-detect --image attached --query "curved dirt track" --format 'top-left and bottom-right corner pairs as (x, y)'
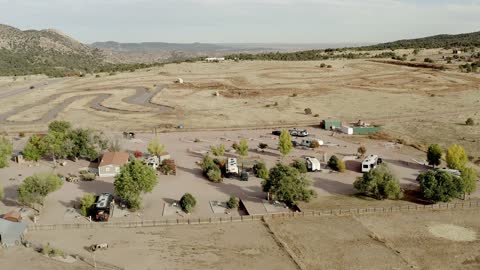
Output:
(0, 84), (173, 125)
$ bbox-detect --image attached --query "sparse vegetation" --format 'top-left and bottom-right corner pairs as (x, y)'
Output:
(80, 193), (96, 217)
(0, 136), (13, 168)
(226, 196), (239, 209)
(357, 146), (367, 157)
(160, 159), (176, 175)
(291, 159), (308, 174)
(466, 118), (475, 126)
(327, 155), (346, 172)
(200, 155), (222, 182)
(278, 130), (293, 157)
(304, 108), (312, 115)
(147, 138), (166, 157)
(211, 144), (226, 156)
(253, 161), (269, 180)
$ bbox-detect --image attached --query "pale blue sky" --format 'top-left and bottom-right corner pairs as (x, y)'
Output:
(1, 0), (479, 43)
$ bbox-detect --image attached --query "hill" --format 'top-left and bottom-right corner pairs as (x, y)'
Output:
(0, 24), (105, 76)
(92, 41), (238, 53)
(360, 31), (480, 50)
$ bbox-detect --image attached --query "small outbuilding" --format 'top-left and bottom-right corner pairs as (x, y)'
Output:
(98, 152), (129, 177)
(0, 211), (22, 223)
(0, 219), (27, 248)
(321, 119), (342, 130)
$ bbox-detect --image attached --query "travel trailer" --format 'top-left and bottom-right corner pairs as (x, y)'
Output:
(226, 158), (239, 176)
(305, 157), (321, 172)
(361, 155), (382, 173)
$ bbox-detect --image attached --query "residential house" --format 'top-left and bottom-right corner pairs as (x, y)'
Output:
(98, 152), (129, 177)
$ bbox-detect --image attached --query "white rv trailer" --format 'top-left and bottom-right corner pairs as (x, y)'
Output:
(226, 158), (239, 175)
(305, 157), (321, 172)
(361, 154), (379, 173)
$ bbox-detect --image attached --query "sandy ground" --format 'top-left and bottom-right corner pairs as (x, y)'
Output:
(0, 247), (91, 270)
(268, 209), (480, 270)
(1, 128), (479, 225)
(0, 57), (479, 158)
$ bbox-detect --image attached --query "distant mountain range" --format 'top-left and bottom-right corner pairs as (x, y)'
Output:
(0, 23), (478, 76)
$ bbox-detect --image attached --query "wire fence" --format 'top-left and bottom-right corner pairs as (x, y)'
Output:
(28, 200), (480, 231)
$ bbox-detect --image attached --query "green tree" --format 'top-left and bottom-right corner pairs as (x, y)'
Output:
(254, 161), (269, 180)
(48, 120), (72, 133)
(446, 144), (468, 170)
(0, 136), (13, 168)
(80, 193), (96, 217)
(147, 138), (166, 157)
(210, 144), (226, 157)
(200, 155), (222, 182)
(226, 196), (239, 209)
(427, 144), (443, 168)
(262, 163), (316, 205)
(180, 193), (196, 213)
(416, 170), (464, 203)
(114, 160), (158, 210)
(460, 167), (477, 196)
(0, 183), (4, 200)
(354, 164), (403, 200)
(236, 138), (249, 157)
(327, 155), (346, 172)
(41, 131), (67, 163)
(17, 173), (63, 209)
(291, 159), (307, 173)
(67, 129), (105, 161)
(278, 130), (293, 157)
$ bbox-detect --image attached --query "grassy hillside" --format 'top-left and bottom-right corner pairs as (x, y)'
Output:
(360, 31), (480, 50)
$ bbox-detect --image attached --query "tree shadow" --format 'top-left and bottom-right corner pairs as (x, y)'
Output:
(312, 177), (356, 195)
(76, 179), (114, 194)
(345, 160), (361, 173)
(162, 198), (178, 205)
(1, 184), (23, 207)
(383, 158), (427, 171)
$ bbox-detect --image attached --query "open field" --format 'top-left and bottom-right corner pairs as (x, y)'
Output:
(21, 208), (480, 270)
(268, 209), (480, 270)
(0, 55), (480, 157)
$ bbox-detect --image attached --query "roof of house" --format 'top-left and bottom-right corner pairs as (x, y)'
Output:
(1, 211), (22, 222)
(99, 152), (129, 167)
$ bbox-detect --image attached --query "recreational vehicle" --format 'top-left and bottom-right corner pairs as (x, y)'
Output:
(361, 155), (382, 173)
(226, 158), (239, 176)
(93, 193), (114, 222)
(305, 157), (321, 172)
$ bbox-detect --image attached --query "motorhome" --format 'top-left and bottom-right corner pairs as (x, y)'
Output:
(361, 155), (381, 173)
(305, 157), (321, 172)
(226, 158), (239, 176)
(300, 138), (324, 148)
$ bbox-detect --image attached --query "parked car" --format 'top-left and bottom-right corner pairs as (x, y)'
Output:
(289, 129), (309, 137)
(272, 130), (282, 136)
(240, 171), (249, 181)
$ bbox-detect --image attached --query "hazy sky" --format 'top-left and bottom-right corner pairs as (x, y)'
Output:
(1, 0), (479, 44)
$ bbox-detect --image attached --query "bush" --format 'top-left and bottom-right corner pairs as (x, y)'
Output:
(80, 193), (96, 217)
(357, 146), (367, 157)
(291, 159), (308, 173)
(310, 140), (320, 148)
(327, 155), (345, 172)
(446, 144), (468, 170)
(466, 118), (475, 126)
(427, 144), (442, 168)
(200, 155), (222, 182)
(304, 108), (312, 115)
(180, 193), (196, 213)
(210, 144), (226, 156)
(354, 164), (403, 200)
(226, 196), (239, 209)
(0, 184), (4, 200)
(80, 171), (96, 181)
(253, 161), (269, 180)
(232, 142), (239, 150)
(160, 159), (176, 175)
(19, 132), (25, 138)
(320, 63), (326, 68)
(424, 58), (434, 63)
(258, 143), (268, 150)
(207, 167), (222, 182)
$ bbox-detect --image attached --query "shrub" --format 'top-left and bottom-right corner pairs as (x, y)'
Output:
(232, 142), (239, 150)
(327, 155), (345, 172)
(210, 144), (226, 156)
(80, 193), (96, 217)
(160, 159), (176, 175)
(134, 151), (143, 158)
(354, 164), (403, 200)
(258, 143), (268, 150)
(180, 193), (196, 213)
(427, 144), (442, 168)
(80, 171), (96, 181)
(320, 63), (326, 68)
(207, 167), (222, 182)
(226, 196), (239, 209)
(291, 93), (297, 97)
(201, 155), (222, 182)
(446, 144), (468, 170)
(304, 108), (312, 115)
(424, 58), (434, 63)
(0, 184), (4, 200)
(19, 132), (25, 138)
(466, 118), (475, 126)
(0, 136), (13, 168)
(291, 159), (308, 173)
(327, 65), (332, 68)
(314, 114), (319, 117)
(357, 146), (367, 157)
(310, 140), (320, 148)
(253, 161), (269, 180)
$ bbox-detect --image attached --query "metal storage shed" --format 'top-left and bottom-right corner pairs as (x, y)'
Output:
(0, 219), (27, 247)
(321, 119), (342, 130)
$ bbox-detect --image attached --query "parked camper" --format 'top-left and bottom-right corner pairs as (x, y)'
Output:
(300, 138), (324, 148)
(305, 157), (321, 172)
(361, 155), (382, 173)
(145, 155), (160, 170)
(226, 158), (239, 176)
(93, 193), (114, 222)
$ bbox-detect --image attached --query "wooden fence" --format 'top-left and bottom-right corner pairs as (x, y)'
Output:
(28, 200), (480, 231)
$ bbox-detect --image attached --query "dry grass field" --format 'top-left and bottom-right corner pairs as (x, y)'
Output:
(1, 54), (479, 157)
(21, 209), (480, 270)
